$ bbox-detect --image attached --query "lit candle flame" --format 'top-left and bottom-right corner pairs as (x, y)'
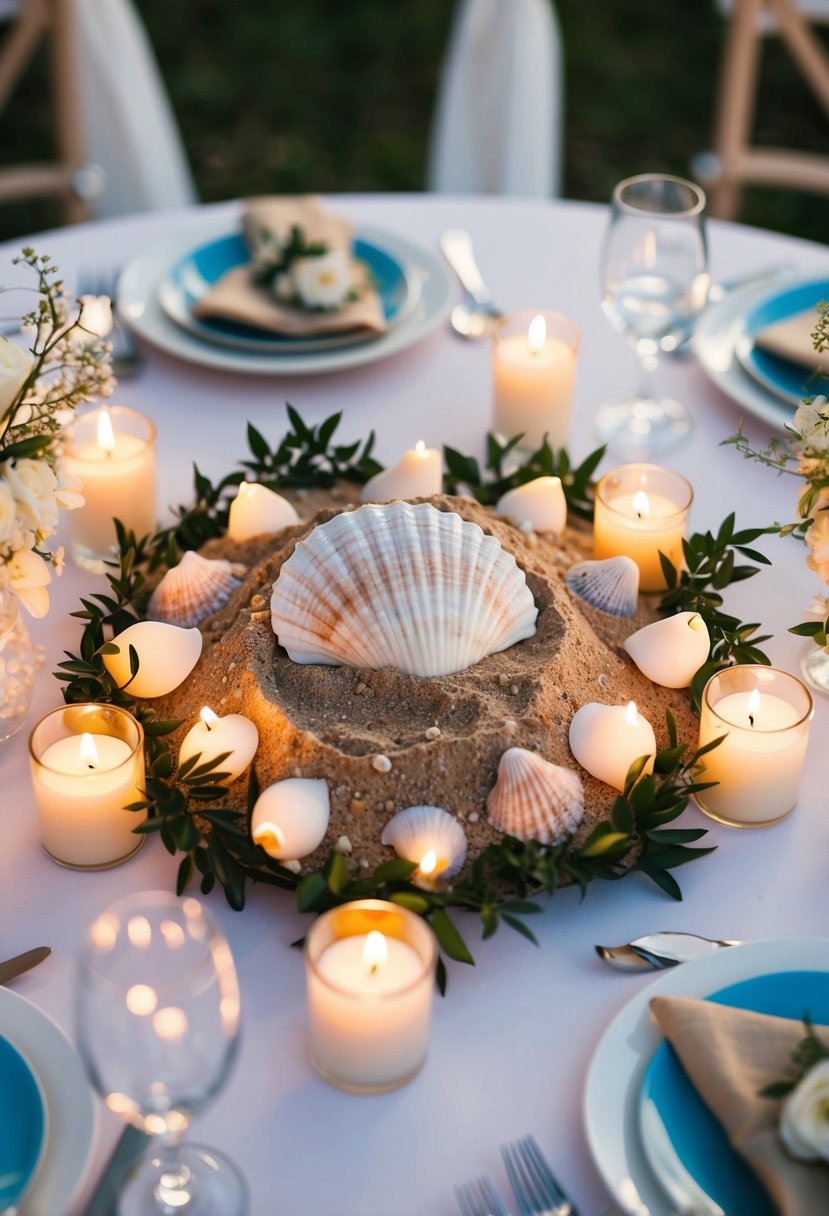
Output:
(419, 850), (438, 877)
(200, 706), (219, 730)
(97, 409), (116, 455)
(632, 490), (650, 518)
(747, 688), (760, 728)
(624, 701), (639, 727)
(528, 314), (547, 353)
(363, 929), (388, 975)
(415, 440), (427, 456)
(79, 732), (99, 769)
(252, 822), (286, 855)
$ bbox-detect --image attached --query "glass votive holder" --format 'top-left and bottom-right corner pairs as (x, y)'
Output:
(695, 666), (814, 829)
(29, 704), (146, 869)
(593, 462), (693, 592)
(62, 405), (156, 573)
(304, 898), (437, 1094)
(492, 309), (580, 452)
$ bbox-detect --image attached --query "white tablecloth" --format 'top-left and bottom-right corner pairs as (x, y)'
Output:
(1, 195), (828, 1216)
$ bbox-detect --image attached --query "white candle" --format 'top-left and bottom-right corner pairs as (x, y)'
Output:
(495, 475), (567, 537)
(492, 311), (579, 451)
(594, 464), (692, 592)
(251, 777), (330, 861)
(178, 706), (258, 784)
(624, 611), (710, 688)
(102, 620), (202, 699)
(305, 900), (436, 1093)
(568, 700), (656, 791)
(29, 708), (145, 869)
(696, 668), (813, 827)
(227, 482), (299, 543)
(63, 406), (156, 572)
(361, 441), (443, 503)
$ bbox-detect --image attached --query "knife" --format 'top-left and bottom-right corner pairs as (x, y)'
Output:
(0, 946), (52, 985)
(81, 1124), (151, 1216)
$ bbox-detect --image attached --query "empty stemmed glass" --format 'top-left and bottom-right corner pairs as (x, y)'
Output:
(76, 891), (246, 1216)
(597, 172), (709, 454)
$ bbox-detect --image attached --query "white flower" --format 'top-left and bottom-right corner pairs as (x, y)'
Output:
(0, 478), (16, 545)
(794, 395), (829, 446)
(7, 548), (51, 618)
(4, 459), (59, 534)
(53, 545), (65, 574)
(55, 472), (84, 511)
(780, 1058), (829, 1162)
(0, 338), (34, 417)
(806, 511), (829, 584)
(291, 251), (351, 310)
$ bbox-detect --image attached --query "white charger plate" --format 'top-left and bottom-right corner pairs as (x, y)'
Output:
(118, 221), (453, 376)
(0, 986), (97, 1216)
(583, 938), (829, 1216)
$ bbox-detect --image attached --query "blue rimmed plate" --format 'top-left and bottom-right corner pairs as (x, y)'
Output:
(0, 1034), (47, 1210)
(158, 229), (420, 354)
(734, 277), (829, 406)
(638, 969), (829, 1216)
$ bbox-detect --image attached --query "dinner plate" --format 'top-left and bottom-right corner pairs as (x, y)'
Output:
(733, 277), (829, 406)
(583, 938), (829, 1216)
(119, 220), (453, 376)
(0, 986), (97, 1216)
(158, 231), (420, 354)
(637, 969), (829, 1216)
(0, 1035), (47, 1209)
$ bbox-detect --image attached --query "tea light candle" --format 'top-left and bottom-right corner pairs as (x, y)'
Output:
(696, 666), (813, 828)
(63, 406), (156, 574)
(361, 441), (442, 503)
(251, 777), (330, 861)
(492, 311), (580, 451)
(495, 475), (567, 537)
(568, 700), (656, 791)
(102, 620), (202, 699)
(178, 706), (259, 783)
(29, 704), (145, 869)
(593, 463), (692, 592)
(624, 611), (710, 688)
(227, 482), (299, 543)
(304, 899), (437, 1093)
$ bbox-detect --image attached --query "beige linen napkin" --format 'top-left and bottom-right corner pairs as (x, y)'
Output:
(193, 196), (386, 337)
(754, 309), (829, 375)
(649, 995), (829, 1215)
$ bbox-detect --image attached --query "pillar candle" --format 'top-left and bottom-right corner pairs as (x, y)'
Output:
(593, 463), (692, 592)
(492, 311), (579, 451)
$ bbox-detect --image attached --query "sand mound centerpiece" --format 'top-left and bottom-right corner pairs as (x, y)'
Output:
(158, 492), (698, 879)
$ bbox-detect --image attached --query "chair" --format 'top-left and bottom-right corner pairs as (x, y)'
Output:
(427, 0), (563, 198)
(695, 0), (829, 219)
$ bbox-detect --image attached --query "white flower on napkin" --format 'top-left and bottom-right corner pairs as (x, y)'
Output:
(291, 250), (351, 310)
(780, 1058), (829, 1162)
(0, 338), (33, 417)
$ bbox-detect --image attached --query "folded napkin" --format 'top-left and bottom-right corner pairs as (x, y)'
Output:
(754, 309), (829, 375)
(649, 995), (829, 1215)
(193, 196), (386, 337)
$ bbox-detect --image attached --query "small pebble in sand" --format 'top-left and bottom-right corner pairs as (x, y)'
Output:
(335, 835), (353, 855)
(425, 726), (441, 740)
(468, 812), (480, 823)
(359, 858), (370, 869)
(355, 681), (368, 695)
(384, 800), (395, 813)
(503, 719), (517, 734)
(372, 754), (392, 773)
(349, 797), (368, 815)
(510, 684), (519, 696)
(283, 859), (302, 874)
(597, 673), (609, 687)
(524, 532), (539, 549)
(498, 673), (510, 687)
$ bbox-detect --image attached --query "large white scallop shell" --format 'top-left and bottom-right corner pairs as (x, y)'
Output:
(147, 551), (246, 628)
(102, 620), (202, 699)
(487, 747), (585, 844)
(270, 502), (538, 678)
(565, 555), (639, 617)
(380, 805), (468, 878)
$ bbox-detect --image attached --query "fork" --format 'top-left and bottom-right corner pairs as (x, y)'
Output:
(76, 267), (141, 378)
(455, 1175), (511, 1216)
(501, 1135), (578, 1216)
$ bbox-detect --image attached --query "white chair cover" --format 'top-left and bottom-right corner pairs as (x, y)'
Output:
(73, 0), (196, 217)
(427, 0), (562, 198)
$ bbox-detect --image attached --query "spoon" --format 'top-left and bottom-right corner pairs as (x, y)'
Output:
(440, 228), (503, 339)
(596, 931), (741, 972)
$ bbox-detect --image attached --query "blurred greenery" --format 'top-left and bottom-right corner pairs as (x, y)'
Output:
(0, 0), (827, 242)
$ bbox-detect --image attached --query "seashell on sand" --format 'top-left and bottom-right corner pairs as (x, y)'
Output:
(565, 555), (639, 617)
(624, 611), (710, 688)
(380, 804), (467, 878)
(487, 747), (584, 844)
(102, 620), (202, 699)
(148, 551), (246, 628)
(251, 777), (330, 861)
(270, 501), (538, 678)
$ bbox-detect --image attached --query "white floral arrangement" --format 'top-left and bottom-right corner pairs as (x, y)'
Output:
(763, 1015), (829, 1164)
(0, 250), (114, 617)
(252, 224), (357, 312)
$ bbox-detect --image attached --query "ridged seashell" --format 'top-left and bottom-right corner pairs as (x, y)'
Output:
(624, 611), (710, 688)
(380, 805), (468, 878)
(565, 555), (639, 617)
(487, 748), (584, 844)
(102, 621), (202, 699)
(147, 551), (246, 628)
(251, 777), (330, 861)
(270, 502), (538, 678)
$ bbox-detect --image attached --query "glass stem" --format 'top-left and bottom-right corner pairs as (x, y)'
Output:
(153, 1132), (195, 1214)
(636, 340), (659, 403)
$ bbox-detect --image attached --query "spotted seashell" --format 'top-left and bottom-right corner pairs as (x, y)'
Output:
(380, 805), (467, 879)
(487, 747), (584, 844)
(147, 551), (247, 628)
(565, 556), (639, 618)
(270, 501), (538, 678)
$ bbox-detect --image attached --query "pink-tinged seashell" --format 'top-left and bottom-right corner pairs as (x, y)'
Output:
(565, 555), (639, 617)
(487, 747), (584, 843)
(148, 551), (246, 628)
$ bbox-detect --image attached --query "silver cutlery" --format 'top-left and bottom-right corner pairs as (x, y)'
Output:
(441, 228), (503, 339)
(0, 946), (51, 986)
(595, 931), (740, 972)
(76, 268), (141, 378)
(455, 1175), (511, 1216)
(501, 1135), (577, 1216)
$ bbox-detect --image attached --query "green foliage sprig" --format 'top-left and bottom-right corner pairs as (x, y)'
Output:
(760, 1016), (829, 1099)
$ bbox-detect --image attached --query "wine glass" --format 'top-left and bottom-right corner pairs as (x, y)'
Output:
(76, 891), (247, 1216)
(597, 172), (710, 454)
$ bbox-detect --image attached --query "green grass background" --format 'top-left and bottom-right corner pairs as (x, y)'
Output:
(1, 0), (827, 242)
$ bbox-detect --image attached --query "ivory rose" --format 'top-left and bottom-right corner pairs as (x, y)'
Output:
(4, 459), (60, 534)
(6, 548), (51, 618)
(780, 1058), (829, 1162)
(0, 338), (33, 417)
(806, 512), (829, 583)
